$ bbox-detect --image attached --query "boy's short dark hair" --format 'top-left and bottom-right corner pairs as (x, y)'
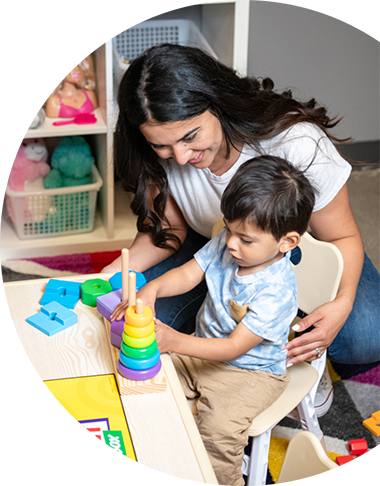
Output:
(221, 156), (317, 240)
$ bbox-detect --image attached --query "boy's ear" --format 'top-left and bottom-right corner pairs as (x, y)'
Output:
(279, 232), (301, 253)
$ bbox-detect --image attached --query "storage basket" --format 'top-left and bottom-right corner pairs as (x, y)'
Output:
(5, 166), (103, 240)
(113, 19), (217, 88)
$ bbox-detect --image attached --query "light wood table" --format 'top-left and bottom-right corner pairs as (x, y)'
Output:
(4, 274), (217, 484)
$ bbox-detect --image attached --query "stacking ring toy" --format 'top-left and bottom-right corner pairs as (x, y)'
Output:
(124, 321), (155, 339)
(121, 340), (157, 360)
(117, 359), (162, 381)
(125, 305), (153, 327)
(122, 330), (155, 349)
(119, 348), (160, 370)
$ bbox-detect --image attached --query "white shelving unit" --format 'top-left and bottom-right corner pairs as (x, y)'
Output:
(0, 0), (136, 260)
(194, 0), (250, 76)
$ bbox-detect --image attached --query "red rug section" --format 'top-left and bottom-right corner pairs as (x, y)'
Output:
(89, 251), (121, 274)
(24, 251), (121, 275)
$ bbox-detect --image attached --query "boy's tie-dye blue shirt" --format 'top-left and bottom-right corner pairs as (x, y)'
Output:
(194, 229), (298, 374)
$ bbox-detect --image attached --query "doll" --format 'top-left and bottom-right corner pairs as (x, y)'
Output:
(45, 55), (98, 118)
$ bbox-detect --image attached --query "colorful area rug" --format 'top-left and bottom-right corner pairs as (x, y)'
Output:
(1, 251), (379, 482)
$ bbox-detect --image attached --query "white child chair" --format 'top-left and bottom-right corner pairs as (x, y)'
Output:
(210, 220), (344, 485)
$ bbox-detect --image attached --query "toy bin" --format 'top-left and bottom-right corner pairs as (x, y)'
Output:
(113, 19), (217, 88)
(5, 166), (103, 239)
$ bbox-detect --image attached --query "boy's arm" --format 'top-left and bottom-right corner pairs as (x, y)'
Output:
(155, 319), (263, 362)
(110, 258), (205, 320)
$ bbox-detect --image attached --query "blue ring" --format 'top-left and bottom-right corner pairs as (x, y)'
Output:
(119, 348), (160, 370)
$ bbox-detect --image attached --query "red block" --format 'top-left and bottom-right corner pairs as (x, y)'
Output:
(336, 455), (355, 466)
(347, 438), (368, 456)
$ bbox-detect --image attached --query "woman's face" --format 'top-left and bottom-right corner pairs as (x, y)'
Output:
(140, 111), (225, 171)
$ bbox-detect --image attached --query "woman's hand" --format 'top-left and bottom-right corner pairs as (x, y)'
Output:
(154, 319), (179, 354)
(284, 295), (352, 365)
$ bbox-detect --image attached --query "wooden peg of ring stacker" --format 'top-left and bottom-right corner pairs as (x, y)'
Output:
(105, 252), (166, 396)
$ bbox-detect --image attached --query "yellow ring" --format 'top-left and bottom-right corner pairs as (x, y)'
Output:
(123, 330), (156, 349)
(125, 305), (153, 328)
(125, 321), (155, 339)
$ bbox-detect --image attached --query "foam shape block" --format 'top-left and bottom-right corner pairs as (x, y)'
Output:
(81, 278), (113, 307)
(27, 301), (78, 336)
(111, 318), (125, 339)
(347, 438), (368, 456)
(110, 271), (146, 292)
(40, 279), (81, 309)
(97, 289), (123, 321)
(336, 455), (355, 466)
(111, 331), (122, 348)
(363, 411), (380, 437)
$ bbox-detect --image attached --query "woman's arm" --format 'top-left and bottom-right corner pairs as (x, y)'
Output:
(285, 184), (364, 364)
(102, 188), (188, 274)
(155, 319), (263, 362)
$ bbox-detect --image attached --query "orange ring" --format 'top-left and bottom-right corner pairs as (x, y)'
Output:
(125, 305), (153, 327)
(125, 321), (155, 339)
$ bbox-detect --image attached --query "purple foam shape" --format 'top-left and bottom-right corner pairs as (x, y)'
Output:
(117, 359), (162, 381)
(111, 331), (122, 348)
(111, 318), (125, 337)
(96, 288), (122, 321)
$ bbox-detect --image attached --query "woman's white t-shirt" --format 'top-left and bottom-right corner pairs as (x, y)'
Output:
(166, 122), (352, 238)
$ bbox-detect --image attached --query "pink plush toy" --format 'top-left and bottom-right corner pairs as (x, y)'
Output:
(8, 138), (50, 191)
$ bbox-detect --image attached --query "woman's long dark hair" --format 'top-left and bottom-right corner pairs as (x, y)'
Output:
(114, 43), (349, 250)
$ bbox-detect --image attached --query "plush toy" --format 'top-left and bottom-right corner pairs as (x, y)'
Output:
(8, 138), (50, 192)
(43, 136), (94, 189)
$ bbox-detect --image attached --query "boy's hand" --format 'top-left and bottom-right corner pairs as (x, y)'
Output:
(134, 282), (158, 318)
(154, 319), (178, 354)
(110, 299), (129, 321)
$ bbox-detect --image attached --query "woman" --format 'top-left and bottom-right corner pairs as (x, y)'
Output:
(103, 44), (379, 383)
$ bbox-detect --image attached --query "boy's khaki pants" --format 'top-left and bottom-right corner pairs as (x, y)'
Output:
(171, 353), (289, 486)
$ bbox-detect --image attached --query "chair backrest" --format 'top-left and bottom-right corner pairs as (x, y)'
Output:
(211, 219), (344, 315)
(293, 232), (343, 314)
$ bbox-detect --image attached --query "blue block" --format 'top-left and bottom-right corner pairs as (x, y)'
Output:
(109, 271), (146, 292)
(40, 279), (81, 309)
(27, 301), (78, 336)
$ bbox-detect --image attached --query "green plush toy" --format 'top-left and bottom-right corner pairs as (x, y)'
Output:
(43, 136), (94, 189)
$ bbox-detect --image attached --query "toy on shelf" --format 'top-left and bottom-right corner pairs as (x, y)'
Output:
(7, 138), (50, 192)
(53, 113), (97, 126)
(6, 138), (51, 222)
(43, 136), (94, 189)
(29, 108), (46, 129)
(45, 54), (98, 119)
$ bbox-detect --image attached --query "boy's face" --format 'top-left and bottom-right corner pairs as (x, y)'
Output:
(224, 219), (290, 276)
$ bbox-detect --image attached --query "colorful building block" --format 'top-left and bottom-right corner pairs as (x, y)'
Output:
(40, 279), (82, 309)
(109, 271), (146, 292)
(97, 288), (123, 322)
(335, 456), (356, 486)
(81, 278), (113, 307)
(347, 439), (370, 486)
(363, 411), (380, 437)
(27, 301), (78, 336)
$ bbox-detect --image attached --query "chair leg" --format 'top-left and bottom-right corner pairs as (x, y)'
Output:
(309, 354), (327, 403)
(297, 394), (328, 454)
(246, 429), (272, 486)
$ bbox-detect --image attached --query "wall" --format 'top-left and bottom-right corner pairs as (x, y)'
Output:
(247, 1), (379, 143)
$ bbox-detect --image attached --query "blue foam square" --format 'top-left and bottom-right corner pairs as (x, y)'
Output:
(40, 279), (81, 309)
(27, 301), (78, 336)
(109, 271), (146, 292)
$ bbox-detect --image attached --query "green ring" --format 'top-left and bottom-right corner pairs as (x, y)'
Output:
(121, 340), (157, 359)
(122, 330), (155, 349)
